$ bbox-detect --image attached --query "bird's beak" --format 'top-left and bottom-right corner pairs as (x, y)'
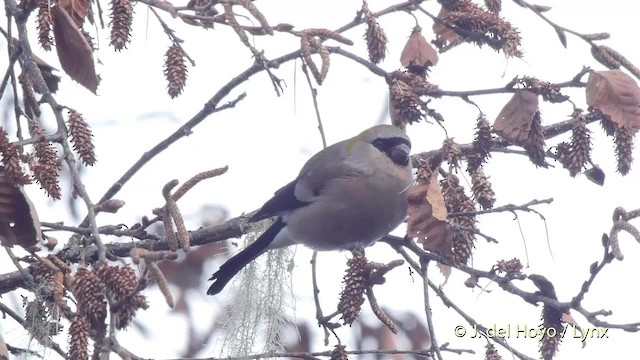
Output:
(390, 143), (411, 166)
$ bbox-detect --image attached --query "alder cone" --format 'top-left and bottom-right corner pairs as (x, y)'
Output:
(96, 264), (149, 330)
(485, 343), (502, 360)
(331, 345), (348, 360)
(365, 17), (387, 64)
(164, 44), (188, 98)
(68, 313), (89, 360)
(615, 126), (635, 175)
(36, 0), (54, 50)
(72, 267), (107, 335)
(337, 250), (367, 325)
(67, 109), (96, 166)
(566, 111), (592, 176)
(523, 111), (547, 168)
(470, 169), (495, 210)
(109, 0), (133, 51)
(0, 129), (30, 185)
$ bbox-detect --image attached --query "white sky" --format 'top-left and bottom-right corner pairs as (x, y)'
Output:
(1, 0), (640, 359)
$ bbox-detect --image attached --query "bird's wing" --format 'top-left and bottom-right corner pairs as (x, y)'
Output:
(250, 141), (364, 222)
(250, 179), (309, 221)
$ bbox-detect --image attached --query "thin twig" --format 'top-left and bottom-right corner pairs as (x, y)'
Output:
(416, 69), (588, 99)
(448, 198), (553, 217)
(300, 62), (327, 148)
(149, 6), (196, 66)
(0, 44), (21, 96)
(2, 23), (24, 139)
(13, 131), (64, 146)
(310, 251), (334, 346)
(571, 234), (614, 306)
(41, 221), (161, 240)
(4, 247), (34, 289)
(420, 258), (441, 360)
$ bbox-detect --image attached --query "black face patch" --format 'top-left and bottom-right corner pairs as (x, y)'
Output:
(372, 137), (411, 166)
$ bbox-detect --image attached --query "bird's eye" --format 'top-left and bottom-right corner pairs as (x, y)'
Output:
(390, 144), (410, 166)
(372, 137), (411, 166)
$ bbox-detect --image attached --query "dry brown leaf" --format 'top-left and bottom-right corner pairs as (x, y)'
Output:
(59, 0), (89, 27)
(401, 25), (438, 73)
(493, 90), (539, 146)
(432, 8), (460, 51)
(437, 263), (451, 283)
(406, 172), (453, 259)
(51, 5), (99, 93)
(0, 173), (42, 248)
(0, 333), (8, 360)
(561, 311), (578, 326)
(586, 70), (640, 131)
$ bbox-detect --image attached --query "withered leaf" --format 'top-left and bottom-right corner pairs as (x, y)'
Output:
(586, 70), (640, 131)
(401, 25), (438, 73)
(0, 173), (42, 248)
(432, 8), (460, 51)
(493, 90), (539, 146)
(438, 263), (452, 283)
(0, 334), (8, 359)
(51, 5), (99, 93)
(406, 172), (453, 259)
(561, 311), (578, 326)
(59, 0), (89, 27)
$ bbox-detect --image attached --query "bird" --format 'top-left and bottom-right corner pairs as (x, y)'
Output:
(207, 124), (413, 295)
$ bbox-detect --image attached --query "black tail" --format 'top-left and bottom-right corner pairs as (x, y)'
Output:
(207, 218), (285, 295)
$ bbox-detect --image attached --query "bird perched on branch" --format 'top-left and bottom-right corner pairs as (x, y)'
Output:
(207, 124), (413, 295)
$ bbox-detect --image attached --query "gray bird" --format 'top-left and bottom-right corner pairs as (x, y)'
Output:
(207, 124), (413, 295)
